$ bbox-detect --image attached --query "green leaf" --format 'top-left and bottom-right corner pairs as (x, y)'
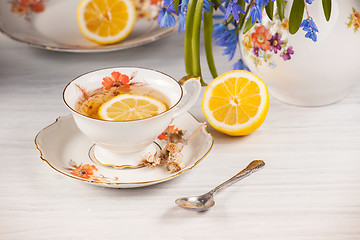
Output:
(238, 0), (253, 31)
(242, 17), (255, 34)
(265, 1), (274, 20)
(204, 7), (217, 79)
(289, 0), (305, 34)
(211, 0), (222, 9)
(174, 0), (180, 13)
(276, 0), (285, 21)
(322, 0), (331, 21)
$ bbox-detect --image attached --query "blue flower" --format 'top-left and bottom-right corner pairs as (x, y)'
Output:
(163, 0), (176, 13)
(300, 17), (319, 42)
(305, 30), (317, 41)
(178, 11), (186, 33)
(224, 0), (245, 21)
(203, 0), (215, 13)
(218, 3), (227, 14)
(257, 0), (275, 7)
(233, 59), (250, 71)
(215, 29), (238, 61)
(305, 0), (313, 4)
(213, 23), (227, 40)
(300, 17), (319, 32)
(216, 28), (237, 47)
(158, 8), (176, 28)
(248, 4), (262, 24)
(180, 0), (189, 9)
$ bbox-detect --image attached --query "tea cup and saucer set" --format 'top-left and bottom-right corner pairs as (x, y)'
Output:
(35, 67), (214, 188)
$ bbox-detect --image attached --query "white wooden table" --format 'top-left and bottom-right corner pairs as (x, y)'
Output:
(1, 33), (360, 240)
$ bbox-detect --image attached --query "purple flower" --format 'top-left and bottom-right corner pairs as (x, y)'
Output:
(224, 0), (245, 21)
(280, 46), (294, 61)
(233, 59), (250, 71)
(248, 4), (262, 24)
(269, 33), (283, 53)
(253, 47), (260, 57)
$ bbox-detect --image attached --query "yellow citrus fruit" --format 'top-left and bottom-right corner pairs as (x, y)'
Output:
(202, 70), (269, 136)
(98, 94), (167, 121)
(77, 0), (136, 44)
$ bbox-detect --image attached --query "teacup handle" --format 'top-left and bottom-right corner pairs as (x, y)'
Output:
(173, 76), (202, 118)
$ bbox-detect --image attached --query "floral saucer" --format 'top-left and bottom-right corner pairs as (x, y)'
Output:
(35, 113), (214, 188)
(0, 0), (174, 52)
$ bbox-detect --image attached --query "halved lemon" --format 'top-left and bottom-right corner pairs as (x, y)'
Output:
(77, 0), (136, 44)
(98, 94), (167, 121)
(202, 70), (269, 136)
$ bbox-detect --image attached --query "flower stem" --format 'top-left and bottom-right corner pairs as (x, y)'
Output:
(204, 6), (218, 79)
(184, 0), (197, 76)
(192, 0), (204, 83)
(303, 0), (314, 31)
(180, 123), (206, 151)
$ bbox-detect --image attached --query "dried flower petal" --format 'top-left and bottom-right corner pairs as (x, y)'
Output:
(169, 130), (185, 143)
(111, 71), (121, 82)
(166, 142), (179, 153)
(102, 76), (114, 90)
(142, 152), (161, 167)
(157, 125), (179, 141)
(119, 74), (130, 87)
(167, 161), (185, 173)
(169, 151), (183, 164)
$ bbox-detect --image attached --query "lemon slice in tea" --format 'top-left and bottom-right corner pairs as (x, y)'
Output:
(98, 94), (167, 121)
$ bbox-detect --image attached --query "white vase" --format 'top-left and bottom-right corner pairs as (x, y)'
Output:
(240, 0), (360, 106)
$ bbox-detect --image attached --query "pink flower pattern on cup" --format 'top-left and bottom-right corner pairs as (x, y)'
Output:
(242, 20), (295, 68)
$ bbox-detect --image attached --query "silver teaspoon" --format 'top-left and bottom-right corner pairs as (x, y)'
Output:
(175, 160), (265, 211)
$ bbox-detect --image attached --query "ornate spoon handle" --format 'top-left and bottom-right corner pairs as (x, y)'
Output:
(209, 160), (265, 195)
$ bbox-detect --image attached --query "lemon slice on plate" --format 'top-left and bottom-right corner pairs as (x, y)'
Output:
(202, 70), (269, 136)
(77, 0), (136, 44)
(98, 94), (167, 121)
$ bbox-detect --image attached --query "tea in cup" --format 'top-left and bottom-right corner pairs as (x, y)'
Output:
(63, 67), (201, 168)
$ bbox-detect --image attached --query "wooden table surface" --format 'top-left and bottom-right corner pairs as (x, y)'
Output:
(1, 32), (360, 240)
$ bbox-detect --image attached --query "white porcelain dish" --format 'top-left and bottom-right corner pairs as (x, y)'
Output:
(35, 113), (214, 188)
(0, 0), (174, 52)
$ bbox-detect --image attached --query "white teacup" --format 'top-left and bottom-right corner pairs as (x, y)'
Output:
(63, 67), (201, 168)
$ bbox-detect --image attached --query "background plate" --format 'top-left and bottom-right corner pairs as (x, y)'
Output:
(0, 0), (175, 52)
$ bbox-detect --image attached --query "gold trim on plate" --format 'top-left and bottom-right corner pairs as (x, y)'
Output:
(34, 115), (214, 186)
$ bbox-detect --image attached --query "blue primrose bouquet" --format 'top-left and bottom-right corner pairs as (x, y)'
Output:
(157, 0), (332, 85)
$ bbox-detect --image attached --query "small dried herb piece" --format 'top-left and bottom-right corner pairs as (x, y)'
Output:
(163, 143), (184, 173)
(142, 152), (161, 167)
(142, 123), (206, 173)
